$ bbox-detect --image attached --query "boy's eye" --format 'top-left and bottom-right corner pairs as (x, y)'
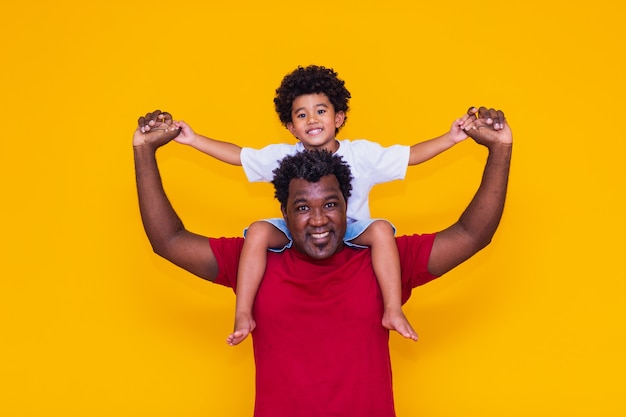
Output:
(317, 109), (326, 115)
(296, 113), (306, 118)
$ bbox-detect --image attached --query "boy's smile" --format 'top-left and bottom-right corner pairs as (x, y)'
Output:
(286, 93), (345, 152)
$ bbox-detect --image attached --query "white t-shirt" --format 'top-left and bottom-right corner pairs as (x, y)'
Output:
(240, 140), (410, 222)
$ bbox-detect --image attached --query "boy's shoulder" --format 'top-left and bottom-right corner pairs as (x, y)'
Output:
(337, 139), (407, 152)
(337, 138), (377, 148)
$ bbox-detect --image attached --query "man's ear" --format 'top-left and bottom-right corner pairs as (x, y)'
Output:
(281, 205), (288, 221)
(335, 111), (346, 128)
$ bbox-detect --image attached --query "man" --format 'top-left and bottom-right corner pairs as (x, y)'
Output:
(133, 107), (512, 417)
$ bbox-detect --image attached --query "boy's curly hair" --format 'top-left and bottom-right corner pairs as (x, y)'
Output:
(274, 65), (351, 132)
(272, 149), (353, 208)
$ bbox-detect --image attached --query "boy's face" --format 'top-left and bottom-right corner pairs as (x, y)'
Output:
(286, 93), (345, 152)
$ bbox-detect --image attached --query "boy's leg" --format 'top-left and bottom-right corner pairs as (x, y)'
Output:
(352, 220), (418, 341)
(228, 221), (289, 346)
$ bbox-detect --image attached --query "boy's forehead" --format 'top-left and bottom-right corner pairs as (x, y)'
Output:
(292, 92), (331, 107)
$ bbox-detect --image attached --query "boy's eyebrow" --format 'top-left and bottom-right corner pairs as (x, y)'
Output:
(292, 103), (329, 113)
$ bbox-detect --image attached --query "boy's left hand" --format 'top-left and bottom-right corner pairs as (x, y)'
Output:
(449, 114), (473, 143)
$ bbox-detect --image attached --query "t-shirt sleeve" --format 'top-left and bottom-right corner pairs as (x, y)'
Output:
(348, 140), (410, 185)
(240, 144), (299, 182)
(397, 233), (439, 304)
(208, 237), (245, 292)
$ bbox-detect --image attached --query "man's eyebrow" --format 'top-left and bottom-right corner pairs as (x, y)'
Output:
(292, 197), (308, 205)
(324, 193), (341, 201)
(291, 192), (341, 205)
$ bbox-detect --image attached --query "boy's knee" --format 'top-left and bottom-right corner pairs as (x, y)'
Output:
(246, 221), (276, 240)
(371, 219), (394, 234)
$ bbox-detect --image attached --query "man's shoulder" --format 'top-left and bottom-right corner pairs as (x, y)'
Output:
(396, 233), (437, 246)
(209, 236), (245, 260)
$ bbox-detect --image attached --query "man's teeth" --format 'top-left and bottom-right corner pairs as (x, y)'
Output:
(311, 231), (330, 239)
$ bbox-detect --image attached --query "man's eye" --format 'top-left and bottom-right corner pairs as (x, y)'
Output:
(325, 202), (336, 208)
(296, 206), (309, 212)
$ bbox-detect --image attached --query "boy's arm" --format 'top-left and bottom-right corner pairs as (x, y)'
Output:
(138, 113), (242, 166)
(408, 113), (472, 165)
(175, 121), (242, 166)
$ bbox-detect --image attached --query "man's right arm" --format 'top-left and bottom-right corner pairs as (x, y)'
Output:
(134, 111), (219, 281)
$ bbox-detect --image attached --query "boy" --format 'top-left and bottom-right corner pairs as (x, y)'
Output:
(142, 65), (471, 345)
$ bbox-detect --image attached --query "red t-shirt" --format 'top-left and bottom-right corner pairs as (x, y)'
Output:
(210, 234), (437, 417)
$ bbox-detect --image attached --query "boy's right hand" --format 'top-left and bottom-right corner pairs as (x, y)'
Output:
(171, 120), (198, 146)
(135, 110), (199, 147)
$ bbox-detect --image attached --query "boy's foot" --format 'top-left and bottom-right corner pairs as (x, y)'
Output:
(226, 312), (256, 346)
(382, 309), (418, 341)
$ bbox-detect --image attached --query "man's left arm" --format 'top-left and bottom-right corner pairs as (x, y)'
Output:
(427, 107), (513, 276)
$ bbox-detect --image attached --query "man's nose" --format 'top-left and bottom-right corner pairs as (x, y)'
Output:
(309, 208), (327, 226)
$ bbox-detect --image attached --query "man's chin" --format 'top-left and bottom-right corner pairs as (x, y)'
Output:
(306, 242), (343, 260)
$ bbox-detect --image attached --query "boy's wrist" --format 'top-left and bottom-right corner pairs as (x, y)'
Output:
(187, 133), (198, 146)
(443, 131), (458, 144)
(181, 132), (201, 148)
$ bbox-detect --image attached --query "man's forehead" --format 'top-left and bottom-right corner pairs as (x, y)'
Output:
(288, 175), (341, 199)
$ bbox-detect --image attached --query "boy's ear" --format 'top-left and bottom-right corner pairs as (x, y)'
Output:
(286, 122), (295, 136)
(335, 111), (346, 128)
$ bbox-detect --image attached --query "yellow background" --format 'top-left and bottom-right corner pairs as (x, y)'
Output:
(2, 0), (625, 415)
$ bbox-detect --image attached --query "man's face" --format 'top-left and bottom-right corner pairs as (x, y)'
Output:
(282, 175), (347, 259)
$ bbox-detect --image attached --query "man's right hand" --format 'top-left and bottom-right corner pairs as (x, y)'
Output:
(133, 110), (181, 148)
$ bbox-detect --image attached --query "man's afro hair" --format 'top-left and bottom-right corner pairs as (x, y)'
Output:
(272, 149), (353, 208)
